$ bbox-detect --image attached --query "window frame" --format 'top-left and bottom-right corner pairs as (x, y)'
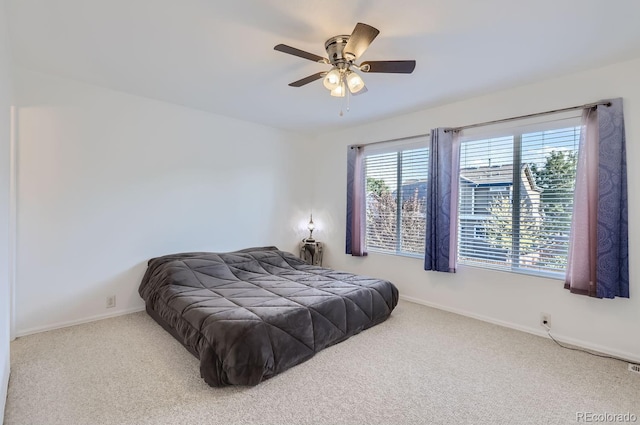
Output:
(456, 114), (582, 279)
(362, 137), (429, 258)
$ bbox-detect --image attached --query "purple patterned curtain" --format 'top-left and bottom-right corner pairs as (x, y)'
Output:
(565, 98), (628, 298)
(346, 145), (367, 256)
(425, 128), (460, 272)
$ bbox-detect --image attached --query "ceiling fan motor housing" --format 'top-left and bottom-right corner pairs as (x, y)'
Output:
(324, 35), (353, 67)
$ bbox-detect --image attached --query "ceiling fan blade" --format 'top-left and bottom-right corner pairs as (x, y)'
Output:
(343, 23), (380, 60)
(361, 60), (416, 74)
(288, 72), (326, 87)
(274, 44), (327, 63)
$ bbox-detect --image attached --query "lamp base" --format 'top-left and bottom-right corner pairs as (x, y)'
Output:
(300, 240), (323, 266)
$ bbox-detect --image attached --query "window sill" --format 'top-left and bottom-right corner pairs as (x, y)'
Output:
(366, 248), (424, 260)
(457, 261), (565, 281)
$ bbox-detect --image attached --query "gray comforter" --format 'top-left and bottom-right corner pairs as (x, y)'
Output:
(139, 246), (398, 387)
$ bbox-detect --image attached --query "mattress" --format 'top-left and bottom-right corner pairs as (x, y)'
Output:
(138, 246), (399, 386)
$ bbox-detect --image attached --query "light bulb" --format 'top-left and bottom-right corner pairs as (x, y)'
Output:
(346, 71), (365, 93)
(306, 214), (315, 240)
(330, 83), (345, 97)
(323, 68), (341, 90)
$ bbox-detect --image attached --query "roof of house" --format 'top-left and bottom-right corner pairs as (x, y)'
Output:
(460, 165), (514, 185)
(460, 164), (542, 192)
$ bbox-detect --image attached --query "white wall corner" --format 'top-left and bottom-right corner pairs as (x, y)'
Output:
(9, 104), (16, 341)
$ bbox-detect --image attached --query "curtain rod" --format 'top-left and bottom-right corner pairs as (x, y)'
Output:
(446, 100), (611, 133)
(350, 132), (430, 149)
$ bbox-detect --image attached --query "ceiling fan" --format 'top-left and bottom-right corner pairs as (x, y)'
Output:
(274, 23), (416, 97)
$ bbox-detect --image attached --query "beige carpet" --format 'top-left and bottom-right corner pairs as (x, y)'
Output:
(4, 300), (639, 425)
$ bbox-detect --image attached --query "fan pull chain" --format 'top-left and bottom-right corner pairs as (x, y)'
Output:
(339, 79), (351, 117)
(339, 79), (346, 116)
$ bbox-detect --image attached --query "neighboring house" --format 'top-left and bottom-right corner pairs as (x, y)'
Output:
(458, 164), (541, 262)
(369, 169), (543, 262)
(398, 180), (427, 201)
(372, 168), (547, 264)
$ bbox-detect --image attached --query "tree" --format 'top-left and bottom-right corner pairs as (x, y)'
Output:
(400, 188), (427, 253)
(483, 150), (577, 269)
(366, 185), (396, 252)
(530, 150), (577, 220)
(365, 178), (427, 254)
(367, 177), (387, 197)
(485, 193), (512, 259)
(529, 150), (577, 268)
(484, 192), (542, 265)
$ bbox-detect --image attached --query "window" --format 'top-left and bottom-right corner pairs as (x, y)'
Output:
(364, 138), (429, 256)
(457, 117), (581, 277)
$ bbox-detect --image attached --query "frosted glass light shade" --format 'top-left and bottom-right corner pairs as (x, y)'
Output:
(346, 71), (365, 93)
(330, 83), (345, 97)
(323, 68), (341, 90)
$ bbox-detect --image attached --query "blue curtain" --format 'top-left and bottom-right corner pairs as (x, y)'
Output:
(425, 128), (459, 272)
(596, 99), (628, 298)
(565, 98), (628, 298)
(346, 145), (366, 256)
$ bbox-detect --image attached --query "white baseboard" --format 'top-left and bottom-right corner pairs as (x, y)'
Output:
(15, 306), (146, 338)
(399, 294), (640, 364)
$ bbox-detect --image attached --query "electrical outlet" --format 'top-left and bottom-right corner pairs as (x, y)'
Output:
(106, 295), (116, 309)
(629, 364), (640, 375)
(540, 313), (551, 329)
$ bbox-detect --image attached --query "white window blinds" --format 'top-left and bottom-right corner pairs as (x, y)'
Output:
(364, 138), (429, 256)
(457, 118), (581, 277)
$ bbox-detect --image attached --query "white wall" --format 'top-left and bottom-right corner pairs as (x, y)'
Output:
(13, 69), (311, 335)
(313, 58), (640, 362)
(0, 0), (12, 419)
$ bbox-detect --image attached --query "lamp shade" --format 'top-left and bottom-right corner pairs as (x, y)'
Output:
(346, 70), (365, 93)
(330, 83), (346, 97)
(323, 68), (341, 90)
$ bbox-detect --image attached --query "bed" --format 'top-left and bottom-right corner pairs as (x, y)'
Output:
(138, 246), (399, 387)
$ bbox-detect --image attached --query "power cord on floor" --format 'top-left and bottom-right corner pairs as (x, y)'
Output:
(542, 322), (639, 366)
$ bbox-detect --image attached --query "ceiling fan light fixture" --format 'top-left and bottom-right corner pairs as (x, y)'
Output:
(323, 68), (341, 90)
(345, 70), (365, 93)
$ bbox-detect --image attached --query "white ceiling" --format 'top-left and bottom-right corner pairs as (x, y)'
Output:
(6, 0), (640, 134)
